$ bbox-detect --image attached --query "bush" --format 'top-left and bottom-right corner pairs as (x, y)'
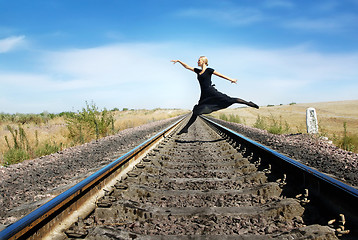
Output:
(219, 113), (228, 121)
(267, 116), (290, 134)
(3, 125), (32, 165)
(59, 111), (76, 118)
(336, 122), (358, 152)
(3, 148), (30, 165)
(66, 101), (115, 144)
(35, 142), (62, 157)
(253, 115), (266, 130)
(219, 113), (243, 124)
(228, 114), (242, 124)
(0, 112), (56, 125)
(3, 125), (63, 166)
(253, 115), (290, 134)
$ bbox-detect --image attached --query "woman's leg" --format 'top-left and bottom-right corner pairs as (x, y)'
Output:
(236, 98), (259, 109)
(177, 112), (198, 135)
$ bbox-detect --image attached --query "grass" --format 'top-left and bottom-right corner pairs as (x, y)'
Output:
(0, 104), (188, 166)
(2, 100), (357, 165)
(252, 114), (290, 134)
(218, 113), (290, 135)
(218, 113), (244, 124)
(3, 125), (63, 166)
(335, 122), (357, 152)
(211, 100), (358, 153)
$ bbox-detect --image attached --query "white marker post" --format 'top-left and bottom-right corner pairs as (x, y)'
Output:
(306, 107), (318, 134)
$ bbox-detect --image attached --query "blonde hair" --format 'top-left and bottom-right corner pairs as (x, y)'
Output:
(200, 56), (209, 66)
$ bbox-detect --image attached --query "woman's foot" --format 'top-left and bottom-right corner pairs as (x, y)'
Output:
(248, 101), (259, 109)
(177, 128), (188, 135)
(236, 98), (259, 109)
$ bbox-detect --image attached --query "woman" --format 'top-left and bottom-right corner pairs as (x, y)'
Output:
(171, 56), (259, 135)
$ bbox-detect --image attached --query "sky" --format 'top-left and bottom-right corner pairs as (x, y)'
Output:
(1, 0), (358, 114)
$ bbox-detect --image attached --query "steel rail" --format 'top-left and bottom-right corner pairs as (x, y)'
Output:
(0, 116), (185, 240)
(201, 115), (358, 233)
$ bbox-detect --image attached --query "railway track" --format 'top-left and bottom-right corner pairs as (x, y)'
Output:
(0, 115), (357, 239)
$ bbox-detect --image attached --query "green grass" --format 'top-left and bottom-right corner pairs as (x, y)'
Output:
(66, 101), (115, 144)
(1, 103), (187, 166)
(218, 113), (244, 124)
(218, 112), (292, 135)
(219, 113), (291, 135)
(253, 115), (266, 130)
(217, 112), (358, 153)
(3, 125), (63, 166)
(1, 101), (114, 165)
(253, 114), (290, 134)
(0, 112), (57, 125)
(334, 122), (358, 152)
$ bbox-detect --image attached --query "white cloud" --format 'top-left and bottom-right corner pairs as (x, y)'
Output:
(283, 18), (339, 32)
(282, 13), (358, 32)
(1, 42), (358, 113)
(201, 45), (358, 104)
(0, 42), (199, 113)
(0, 35), (26, 53)
(176, 3), (358, 33)
(40, 43), (198, 95)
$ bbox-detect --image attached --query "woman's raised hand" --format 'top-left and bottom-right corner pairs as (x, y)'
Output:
(171, 60), (194, 71)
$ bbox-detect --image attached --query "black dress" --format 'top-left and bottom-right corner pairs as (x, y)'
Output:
(192, 67), (237, 115)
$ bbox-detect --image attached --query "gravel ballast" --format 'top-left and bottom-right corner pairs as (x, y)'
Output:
(209, 117), (358, 188)
(0, 116), (182, 227)
(1, 115), (357, 229)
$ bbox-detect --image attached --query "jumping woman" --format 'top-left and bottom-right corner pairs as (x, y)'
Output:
(171, 56), (259, 135)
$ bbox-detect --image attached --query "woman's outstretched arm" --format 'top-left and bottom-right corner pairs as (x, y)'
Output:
(213, 71), (237, 84)
(171, 60), (195, 72)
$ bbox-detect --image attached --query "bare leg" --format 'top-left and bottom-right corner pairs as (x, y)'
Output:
(236, 98), (259, 109)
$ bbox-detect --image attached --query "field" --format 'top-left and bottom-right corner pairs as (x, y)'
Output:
(210, 99), (358, 151)
(0, 108), (189, 166)
(1, 100), (357, 166)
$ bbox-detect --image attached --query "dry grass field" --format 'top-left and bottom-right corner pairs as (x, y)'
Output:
(210, 100), (358, 149)
(0, 109), (188, 166)
(1, 100), (357, 166)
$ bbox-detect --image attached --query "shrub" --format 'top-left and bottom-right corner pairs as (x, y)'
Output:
(5, 125), (30, 151)
(219, 113), (228, 121)
(253, 115), (266, 130)
(267, 115), (290, 134)
(3, 125), (32, 165)
(3, 148), (30, 165)
(66, 101), (114, 144)
(3, 125), (64, 166)
(253, 115), (290, 134)
(228, 114), (242, 124)
(218, 113), (243, 124)
(0, 113), (57, 125)
(336, 122), (358, 152)
(59, 111), (76, 118)
(35, 142), (63, 157)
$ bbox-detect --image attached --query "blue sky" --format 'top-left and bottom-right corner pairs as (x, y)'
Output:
(1, 0), (358, 113)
